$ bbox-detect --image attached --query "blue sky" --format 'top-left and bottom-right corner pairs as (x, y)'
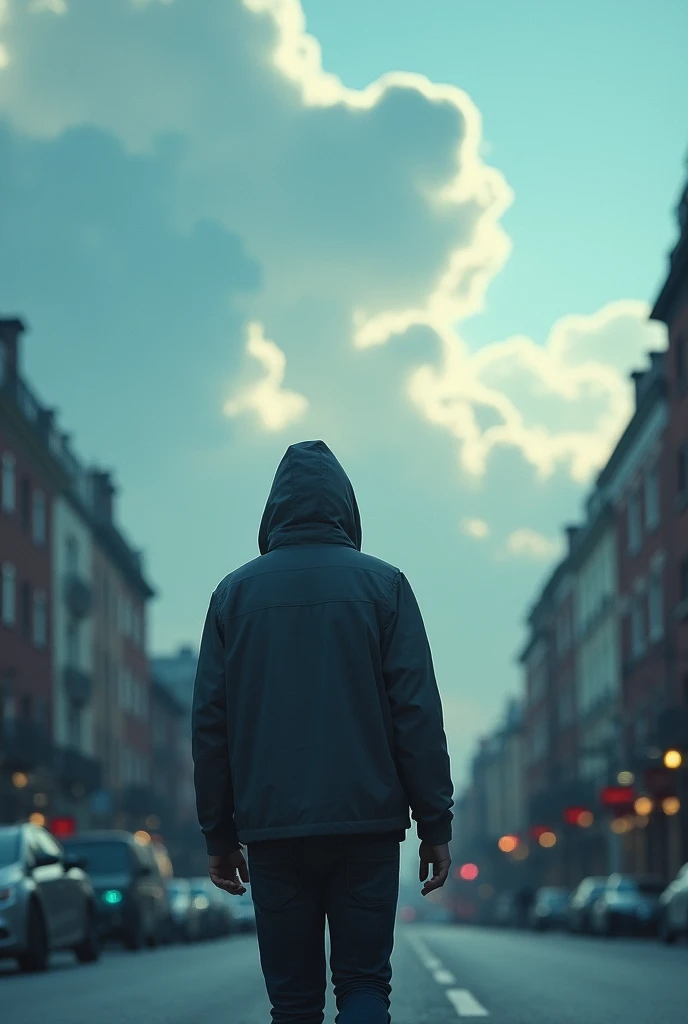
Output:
(0, 0), (685, 781)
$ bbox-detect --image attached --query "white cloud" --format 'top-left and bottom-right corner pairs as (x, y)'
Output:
(28, 0), (67, 13)
(504, 528), (563, 562)
(460, 517), (489, 540)
(408, 300), (665, 482)
(0, 0), (667, 484)
(224, 321), (308, 432)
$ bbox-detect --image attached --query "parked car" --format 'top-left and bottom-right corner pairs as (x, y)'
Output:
(189, 878), (233, 938)
(0, 823), (100, 972)
(658, 863), (688, 944)
(62, 831), (169, 951)
(567, 876), (608, 933)
(231, 891), (257, 933)
(528, 887), (570, 931)
(493, 891), (519, 927)
(165, 878), (203, 942)
(591, 874), (664, 936)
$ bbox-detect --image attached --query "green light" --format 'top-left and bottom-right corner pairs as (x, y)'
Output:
(103, 889), (123, 905)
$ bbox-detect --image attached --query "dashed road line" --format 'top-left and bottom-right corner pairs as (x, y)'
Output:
(404, 931), (490, 1017)
(446, 989), (490, 1017)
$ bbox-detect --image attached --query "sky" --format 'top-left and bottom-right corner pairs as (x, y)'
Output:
(0, 0), (686, 785)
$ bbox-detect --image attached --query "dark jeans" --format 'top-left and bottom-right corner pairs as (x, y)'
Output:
(247, 834), (400, 1024)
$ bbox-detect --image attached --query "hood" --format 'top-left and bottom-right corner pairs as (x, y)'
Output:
(259, 440), (362, 554)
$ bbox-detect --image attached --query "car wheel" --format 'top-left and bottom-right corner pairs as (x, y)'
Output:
(123, 915), (145, 952)
(18, 902), (49, 973)
(74, 909), (101, 964)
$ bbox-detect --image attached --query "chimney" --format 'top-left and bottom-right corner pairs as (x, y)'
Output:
(631, 369), (647, 406)
(0, 317), (26, 379)
(89, 469), (116, 523)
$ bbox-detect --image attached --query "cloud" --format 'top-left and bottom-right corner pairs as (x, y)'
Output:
(0, 0), (664, 482)
(504, 528), (563, 562)
(460, 517), (489, 540)
(224, 321), (308, 431)
(409, 300), (665, 483)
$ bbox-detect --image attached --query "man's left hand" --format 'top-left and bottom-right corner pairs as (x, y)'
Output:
(208, 849), (249, 896)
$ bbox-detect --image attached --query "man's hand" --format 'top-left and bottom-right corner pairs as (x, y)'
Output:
(419, 841), (451, 897)
(208, 849), (249, 896)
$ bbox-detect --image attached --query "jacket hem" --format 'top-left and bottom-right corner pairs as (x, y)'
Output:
(238, 815), (411, 845)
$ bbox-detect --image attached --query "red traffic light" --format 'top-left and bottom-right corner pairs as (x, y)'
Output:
(49, 816), (77, 838)
(600, 785), (636, 808)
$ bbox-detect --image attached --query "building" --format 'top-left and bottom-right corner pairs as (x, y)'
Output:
(0, 315), (156, 833)
(150, 645), (198, 713)
(90, 472), (155, 833)
(651, 161), (688, 872)
(0, 318), (64, 824)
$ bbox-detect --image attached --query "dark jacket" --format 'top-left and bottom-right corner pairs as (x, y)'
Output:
(192, 440), (453, 854)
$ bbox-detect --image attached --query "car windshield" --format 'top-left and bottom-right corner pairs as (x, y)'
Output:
(636, 881), (665, 895)
(64, 841), (130, 875)
(0, 830), (20, 867)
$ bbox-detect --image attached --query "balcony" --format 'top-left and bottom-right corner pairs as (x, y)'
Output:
(63, 666), (93, 705)
(63, 573), (93, 619)
(56, 747), (102, 793)
(0, 720), (53, 772)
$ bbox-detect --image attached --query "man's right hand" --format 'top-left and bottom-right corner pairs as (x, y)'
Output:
(419, 841), (451, 897)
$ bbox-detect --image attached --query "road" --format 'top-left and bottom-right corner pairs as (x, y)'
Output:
(2, 924), (686, 1024)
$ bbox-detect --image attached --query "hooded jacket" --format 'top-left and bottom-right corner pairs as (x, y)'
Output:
(192, 440), (454, 854)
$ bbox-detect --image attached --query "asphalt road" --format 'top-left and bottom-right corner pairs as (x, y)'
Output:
(2, 924), (687, 1024)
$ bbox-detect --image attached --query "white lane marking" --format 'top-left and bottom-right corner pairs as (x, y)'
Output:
(404, 931), (489, 1016)
(446, 989), (490, 1017)
(433, 968), (457, 986)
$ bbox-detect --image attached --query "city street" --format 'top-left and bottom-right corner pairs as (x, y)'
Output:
(2, 923), (686, 1024)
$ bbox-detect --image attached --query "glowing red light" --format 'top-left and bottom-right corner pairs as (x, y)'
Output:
(49, 816), (77, 838)
(459, 863), (479, 881)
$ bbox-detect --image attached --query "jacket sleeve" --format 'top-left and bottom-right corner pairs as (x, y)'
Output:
(191, 591), (240, 855)
(381, 572), (454, 845)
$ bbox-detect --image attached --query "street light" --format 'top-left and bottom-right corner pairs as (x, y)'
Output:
(663, 749), (683, 770)
(11, 772), (28, 789)
(498, 835), (519, 853)
(617, 771), (635, 786)
(634, 796), (653, 817)
(662, 796), (681, 816)
(538, 831), (557, 848)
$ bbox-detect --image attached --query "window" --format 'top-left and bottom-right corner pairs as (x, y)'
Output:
(67, 703), (82, 749)
(66, 621), (80, 665)
(648, 574), (664, 642)
(21, 580), (32, 639)
(630, 596), (646, 659)
(32, 491), (46, 546)
(1, 562), (16, 626)
(33, 590), (47, 648)
(679, 442), (688, 497)
(66, 535), (78, 574)
(20, 476), (31, 531)
(681, 557), (688, 603)
(644, 466), (660, 531)
(627, 491), (642, 554)
(1, 453), (16, 513)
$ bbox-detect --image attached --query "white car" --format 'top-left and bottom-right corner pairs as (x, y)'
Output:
(0, 823), (100, 971)
(658, 863), (688, 944)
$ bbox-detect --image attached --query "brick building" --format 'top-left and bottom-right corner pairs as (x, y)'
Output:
(0, 318), (65, 824)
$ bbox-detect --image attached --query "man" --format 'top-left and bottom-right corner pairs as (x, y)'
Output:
(192, 440), (453, 1024)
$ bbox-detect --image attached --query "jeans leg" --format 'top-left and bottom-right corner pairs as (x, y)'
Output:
(248, 840), (327, 1024)
(327, 837), (400, 1024)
